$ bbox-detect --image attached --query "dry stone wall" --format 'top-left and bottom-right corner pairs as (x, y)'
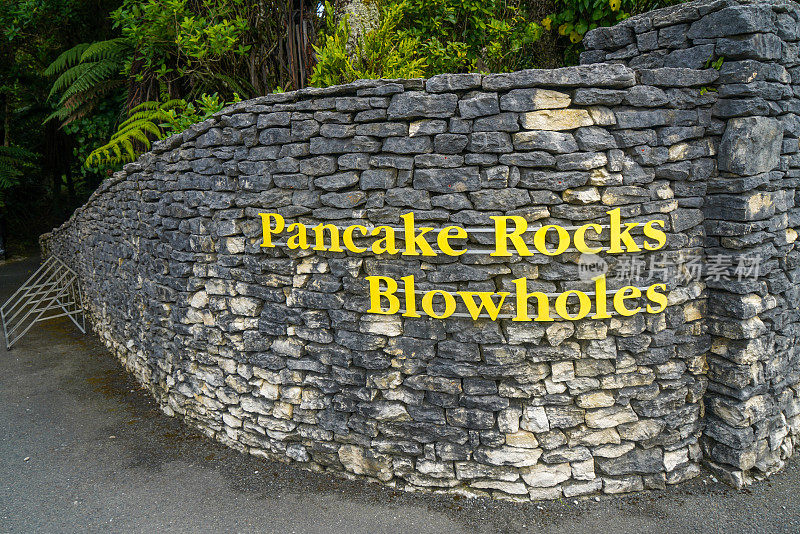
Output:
(41, 0), (800, 500)
(581, 0), (800, 489)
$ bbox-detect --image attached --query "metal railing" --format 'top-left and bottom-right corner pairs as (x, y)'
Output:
(1, 256), (86, 349)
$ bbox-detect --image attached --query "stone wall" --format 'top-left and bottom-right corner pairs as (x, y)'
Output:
(581, 0), (800, 489)
(40, 0), (800, 500)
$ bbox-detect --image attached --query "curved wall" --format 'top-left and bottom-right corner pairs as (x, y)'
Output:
(42, 0), (800, 499)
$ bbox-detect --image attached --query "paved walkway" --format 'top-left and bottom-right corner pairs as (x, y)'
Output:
(1, 256), (799, 534)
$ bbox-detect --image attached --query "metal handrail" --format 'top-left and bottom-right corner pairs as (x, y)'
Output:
(1, 256), (86, 349)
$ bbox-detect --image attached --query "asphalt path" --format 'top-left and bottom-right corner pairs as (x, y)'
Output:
(1, 255), (799, 534)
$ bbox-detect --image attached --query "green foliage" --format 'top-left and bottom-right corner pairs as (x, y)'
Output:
(394, 0), (544, 74)
(164, 92), (241, 132)
(547, 0), (631, 46)
(111, 0), (256, 97)
(700, 55), (724, 95)
(310, 1), (426, 87)
(63, 93), (126, 178)
(0, 146), (38, 207)
(544, 0), (689, 64)
(84, 98), (182, 168)
(311, 0), (550, 82)
(84, 92), (239, 168)
(44, 38), (131, 125)
(706, 56), (725, 70)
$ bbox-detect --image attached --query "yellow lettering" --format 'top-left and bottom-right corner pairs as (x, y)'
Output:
(401, 212), (436, 256)
(646, 283), (668, 314)
(592, 275), (612, 319)
(643, 219), (667, 251)
(371, 226), (398, 255)
(366, 276), (400, 314)
(555, 290), (592, 320)
(491, 216), (533, 257)
(437, 226), (468, 256)
(421, 290), (457, 319)
(401, 275), (421, 318)
(512, 277), (552, 322)
(343, 224), (368, 253)
(613, 286), (642, 316)
(313, 223), (344, 252)
(607, 208), (641, 254)
(575, 223), (603, 254)
(258, 213), (284, 248)
(286, 222), (309, 250)
(533, 225), (570, 256)
(457, 291), (509, 320)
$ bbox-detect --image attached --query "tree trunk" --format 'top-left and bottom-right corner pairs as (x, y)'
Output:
(336, 0), (379, 60)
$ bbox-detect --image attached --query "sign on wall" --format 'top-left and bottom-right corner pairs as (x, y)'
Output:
(258, 209), (668, 322)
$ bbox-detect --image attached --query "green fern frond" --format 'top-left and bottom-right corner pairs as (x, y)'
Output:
(43, 43), (91, 77)
(45, 38), (131, 127)
(81, 38), (130, 62)
(48, 62), (93, 100)
(84, 98), (189, 168)
(56, 59), (122, 104)
(45, 79), (124, 125)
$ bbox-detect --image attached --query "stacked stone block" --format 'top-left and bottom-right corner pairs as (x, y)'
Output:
(582, 0), (800, 487)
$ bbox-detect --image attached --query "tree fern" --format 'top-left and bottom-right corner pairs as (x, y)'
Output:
(85, 92), (240, 169)
(45, 38), (132, 126)
(43, 43), (91, 78)
(85, 99), (187, 168)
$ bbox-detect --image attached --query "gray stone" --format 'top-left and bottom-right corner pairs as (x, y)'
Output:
(518, 170), (587, 191)
(687, 5), (776, 39)
(426, 73), (482, 93)
(482, 64), (636, 91)
(473, 113), (519, 132)
(575, 127), (616, 151)
(597, 447), (663, 475)
(499, 89), (571, 112)
(321, 191), (366, 208)
(434, 134), (469, 154)
(413, 167), (481, 193)
(623, 86), (669, 107)
(719, 117), (783, 176)
(469, 188), (529, 210)
(387, 92), (458, 119)
(573, 88), (626, 106)
(468, 132), (513, 153)
(637, 68), (719, 87)
(459, 92), (500, 119)
(715, 33), (783, 61)
(511, 131), (578, 153)
(383, 136), (433, 154)
(315, 171), (360, 191)
(360, 169), (397, 190)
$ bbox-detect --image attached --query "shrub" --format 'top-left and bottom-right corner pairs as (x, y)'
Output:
(310, 1), (426, 87)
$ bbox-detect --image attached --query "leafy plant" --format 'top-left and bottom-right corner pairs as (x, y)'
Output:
(84, 98), (184, 168)
(44, 38), (132, 126)
(311, 1), (426, 87)
(164, 92), (241, 132)
(110, 0), (262, 99)
(547, 0), (631, 46)
(700, 55), (724, 95)
(0, 146), (38, 207)
(84, 92), (240, 168)
(394, 0), (543, 75)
